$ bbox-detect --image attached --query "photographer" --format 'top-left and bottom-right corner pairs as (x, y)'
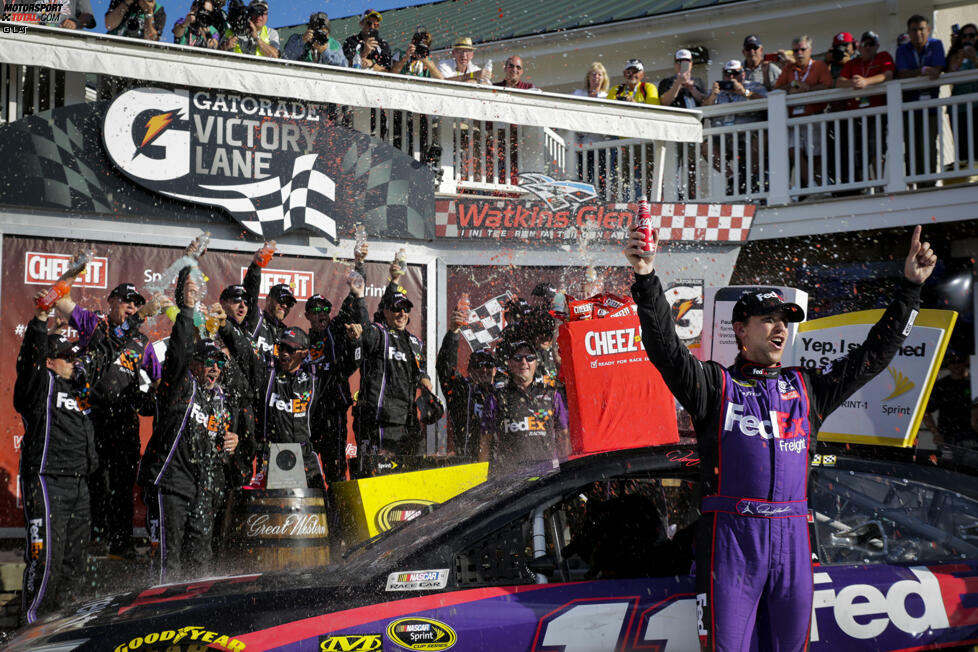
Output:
(105, 0), (165, 41)
(282, 12), (347, 67)
(391, 29), (443, 78)
(173, 0), (225, 48)
(221, 0), (279, 58)
(342, 9), (391, 71)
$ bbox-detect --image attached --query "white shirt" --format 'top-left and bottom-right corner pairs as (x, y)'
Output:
(438, 60), (481, 79)
(573, 88), (608, 98)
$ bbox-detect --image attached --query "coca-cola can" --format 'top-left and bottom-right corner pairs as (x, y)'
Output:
(635, 216), (657, 258)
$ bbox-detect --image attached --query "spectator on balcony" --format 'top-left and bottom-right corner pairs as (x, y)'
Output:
(742, 35), (781, 91)
(494, 56), (538, 90)
(438, 37), (490, 84)
(659, 49), (707, 108)
(945, 24), (978, 166)
(343, 9), (391, 71)
(105, 0), (165, 40)
(573, 62), (610, 98)
(836, 31), (895, 184)
(172, 0), (224, 48)
(282, 12), (347, 67)
(390, 29), (442, 78)
(612, 59), (659, 104)
(703, 59), (767, 194)
(775, 35), (832, 190)
(39, 0), (94, 29)
(826, 32), (857, 81)
(896, 14), (945, 186)
(220, 0), (278, 58)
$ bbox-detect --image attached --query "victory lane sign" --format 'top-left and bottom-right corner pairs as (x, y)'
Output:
(102, 87), (434, 243)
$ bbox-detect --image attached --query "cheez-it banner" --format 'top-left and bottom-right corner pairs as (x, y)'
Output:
(0, 235), (426, 529)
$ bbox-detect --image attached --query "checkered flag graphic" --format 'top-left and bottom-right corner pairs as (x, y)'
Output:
(460, 291), (515, 351)
(14, 112), (113, 214)
(165, 154), (337, 240)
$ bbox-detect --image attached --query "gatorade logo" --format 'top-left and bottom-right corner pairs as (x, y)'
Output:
(723, 403), (805, 440)
(584, 327), (641, 357)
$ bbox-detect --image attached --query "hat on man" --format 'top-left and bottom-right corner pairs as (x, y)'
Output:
(675, 48), (693, 61)
(723, 59), (743, 73)
(387, 294), (414, 312)
(47, 333), (80, 359)
(452, 36), (475, 50)
(305, 294), (332, 313)
(470, 347), (496, 368)
(279, 326), (309, 350)
(193, 339), (227, 362)
(832, 32), (855, 47)
(268, 283), (296, 306)
(108, 283), (146, 307)
(624, 58), (644, 72)
(860, 30), (880, 45)
(732, 290), (805, 324)
(360, 8), (381, 22)
(743, 34), (762, 49)
(220, 284), (247, 302)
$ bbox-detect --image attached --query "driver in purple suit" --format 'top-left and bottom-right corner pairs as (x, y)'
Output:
(624, 226), (936, 651)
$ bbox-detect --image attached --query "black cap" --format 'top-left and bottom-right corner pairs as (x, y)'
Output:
(220, 284), (247, 302)
(946, 349), (967, 364)
(470, 347), (496, 367)
(384, 293), (414, 312)
(193, 339), (226, 362)
(531, 282), (556, 301)
(305, 294), (332, 312)
(47, 333), (80, 359)
(268, 284), (297, 306)
(732, 290), (805, 323)
(108, 283), (146, 307)
(743, 34), (762, 48)
(860, 30), (880, 45)
(502, 339), (535, 359)
(279, 326), (309, 350)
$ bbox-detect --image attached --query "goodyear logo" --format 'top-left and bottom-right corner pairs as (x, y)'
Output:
(375, 499), (436, 533)
(386, 618), (457, 651)
(113, 625), (245, 651)
(319, 634), (382, 651)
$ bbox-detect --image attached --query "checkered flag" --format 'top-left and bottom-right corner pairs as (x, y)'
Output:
(165, 154), (337, 240)
(460, 291), (515, 351)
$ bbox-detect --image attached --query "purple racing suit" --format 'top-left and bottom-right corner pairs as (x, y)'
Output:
(631, 272), (922, 651)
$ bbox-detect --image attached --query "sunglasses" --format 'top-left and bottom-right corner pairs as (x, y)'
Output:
(307, 305), (331, 314)
(197, 357), (226, 369)
(471, 360), (495, 369)
(744, 45), (760, 51)
(962, 33), (978, 39)
(388, 306), (410, 314)
(279, 345), (302, 355)
(792, 46), (810, 52)
(510, 353), (537, 363)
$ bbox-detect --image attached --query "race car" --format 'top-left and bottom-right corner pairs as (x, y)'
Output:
(7, 443), (978, 652)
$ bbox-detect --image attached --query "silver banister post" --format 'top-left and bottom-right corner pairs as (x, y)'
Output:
(767, 90), (790, 205)
(885, 81), (906, 194)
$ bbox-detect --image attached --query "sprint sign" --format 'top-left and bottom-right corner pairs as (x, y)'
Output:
(557, 314), (678, 454)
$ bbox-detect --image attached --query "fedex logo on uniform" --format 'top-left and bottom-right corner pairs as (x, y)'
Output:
(724, 403), (806, 450)
(239, 267), (313, 301)
(25, 252), (108, 289)
(584, 327), (641, 357)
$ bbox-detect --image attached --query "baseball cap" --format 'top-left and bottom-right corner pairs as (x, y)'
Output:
(267, 283), (296, 306)
(675, 49), (693, 61)
(624, 58), (644, 71)
(723, 59), (743, 73)
(248, 0), (268, 15)
(860, 30), (880, 45)
(108, 283), (146, 307)
(193, 339), (226, 362)
(743, 34), (762, 49)
(470, 348), (496, 368)
(833, 32), (855, 47)
(220, 284), (247, 302)
(360, 8), (381, 22)
(305, 294), (332, 313)
(731, 290), (805, 323)
(279, 326), (309, 350)
(47, 333), (80, 359)
(452, 36), (475, 50)
(505, 339), (536, 358)
(386, 294), (414, 312)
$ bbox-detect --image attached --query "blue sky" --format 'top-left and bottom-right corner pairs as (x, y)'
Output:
(88, 0), (425, 33)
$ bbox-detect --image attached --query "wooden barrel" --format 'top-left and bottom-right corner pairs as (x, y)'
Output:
(221, 487), (330, 573)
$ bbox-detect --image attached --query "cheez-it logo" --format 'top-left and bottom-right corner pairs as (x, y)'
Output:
(24, 252), (109, 289)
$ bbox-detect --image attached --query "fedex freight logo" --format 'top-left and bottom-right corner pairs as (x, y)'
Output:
(239, 267), (313, 301)
(25, 252), (109, 289)
(584, 327), (642, 357)
(724, 403), (806, 451)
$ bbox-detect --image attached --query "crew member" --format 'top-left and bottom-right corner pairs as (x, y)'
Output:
(17, 291), (119, 622)
(624, 225), (936, 650)
(138, 267), (238, 583)
(242, 243), (296, 364)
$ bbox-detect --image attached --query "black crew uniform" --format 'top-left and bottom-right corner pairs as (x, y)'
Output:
(242, 261), (286, 364)
(483, 376), (569, 475)
(435, 330), (494, 458)
(16, 320), (116, 623)
(138, 270), (231, 583)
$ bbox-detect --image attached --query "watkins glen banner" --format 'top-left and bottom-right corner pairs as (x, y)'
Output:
(0, 87), (434, 243)
(435, 198), (755, 243)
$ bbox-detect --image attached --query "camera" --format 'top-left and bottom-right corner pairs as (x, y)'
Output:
(831, 44), (848, 63)
(718, 80), (734, 91)
(412, 28), (429, 59)
(366, 28), (379, 40)
(227, 0), (249, 37)
(308, 11), (328, 32)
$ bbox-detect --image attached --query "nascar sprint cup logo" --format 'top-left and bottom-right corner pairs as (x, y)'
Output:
(102, 87), (434, 243)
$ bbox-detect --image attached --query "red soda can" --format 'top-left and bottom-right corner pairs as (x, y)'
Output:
(635, 197), (657, 258)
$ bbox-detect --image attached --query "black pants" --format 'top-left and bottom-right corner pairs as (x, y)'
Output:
(90, 408), (140, 554)
(21, 473), (89, 624)
(144, 485), (215, 585)
(312, 408), (349, 484)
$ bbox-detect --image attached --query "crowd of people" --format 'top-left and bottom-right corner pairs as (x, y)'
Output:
(15, 237), (570, 621)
